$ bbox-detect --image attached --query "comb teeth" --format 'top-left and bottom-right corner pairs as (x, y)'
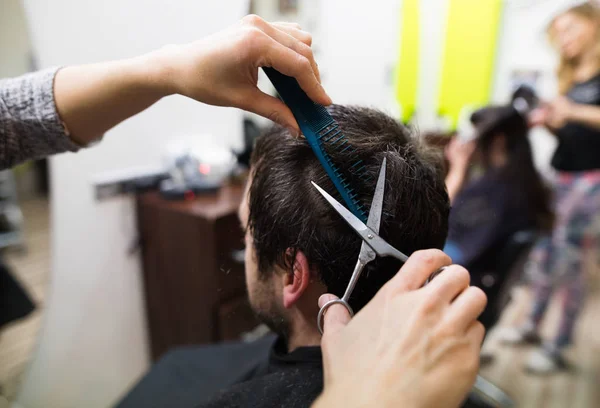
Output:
(318, 124), (338, 140)
(263, 67), (368, 222)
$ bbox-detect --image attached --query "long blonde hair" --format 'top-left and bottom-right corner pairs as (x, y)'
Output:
(548, 3), (600, 94)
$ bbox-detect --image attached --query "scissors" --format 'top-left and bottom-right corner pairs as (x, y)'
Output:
(313, 157), (445, 334)
(312, 158), (515, 408)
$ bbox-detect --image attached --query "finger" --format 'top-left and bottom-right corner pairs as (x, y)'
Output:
(466, 320), (486, 347)
(318, 294), (351, 337)
(242, 15), (322, 84)
(423, 264), (470, 304)
(242, 16), (319, 82)
(258, 22), (321, 84)
(237, 88), (300, 136)
(272, 21), (303, 30)
(270, 23), (319, 81)
(386, 249), (452, 293)
(445, 286), (487, 332)
(263, 37), (331, 105)
(463, 321), (485, 377)
(272, 22), (311, 45)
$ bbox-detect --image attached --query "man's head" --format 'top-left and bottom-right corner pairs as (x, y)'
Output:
(238, 105), (449, 345)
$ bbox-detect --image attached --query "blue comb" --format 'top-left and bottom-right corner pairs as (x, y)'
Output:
(263, 68), (368, 222)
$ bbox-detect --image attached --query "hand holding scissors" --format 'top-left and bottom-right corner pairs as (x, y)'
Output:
(312, 158), (514, 408)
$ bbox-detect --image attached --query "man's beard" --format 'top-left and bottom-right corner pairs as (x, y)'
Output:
(248, 278), (291, 340)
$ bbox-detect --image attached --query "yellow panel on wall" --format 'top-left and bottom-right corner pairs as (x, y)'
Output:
(438, 0), (503, 128)
(394, 0), (420, 123)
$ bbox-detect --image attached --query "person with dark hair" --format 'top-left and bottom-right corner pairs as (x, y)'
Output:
(443, 104), (553, 331)
(194, 104), (487, 408)
(247, 105), (449, 314)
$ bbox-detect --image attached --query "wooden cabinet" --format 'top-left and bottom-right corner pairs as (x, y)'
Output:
(136, 185), (258, 361)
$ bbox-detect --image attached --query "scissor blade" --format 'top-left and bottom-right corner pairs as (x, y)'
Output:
(366, 158), (386, 234)
(312, 180), (409, 263)
(313, 181), (376, 263)
(312, 181), (370, 234)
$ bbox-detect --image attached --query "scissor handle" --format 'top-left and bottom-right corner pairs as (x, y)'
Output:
(424, 266), (447, 286)
(317, 299), (354, 335)
(318, 266), (447, 334)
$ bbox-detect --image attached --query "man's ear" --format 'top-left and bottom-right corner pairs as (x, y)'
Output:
(282, 250), (312, 309)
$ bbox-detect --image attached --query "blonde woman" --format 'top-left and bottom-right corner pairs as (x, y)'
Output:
(503, 3), (600, 374)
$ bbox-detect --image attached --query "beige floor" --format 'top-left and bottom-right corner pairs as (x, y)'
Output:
(0, 198), (599, 407)
(480, 273), (600, 407)
(0, 198), (50, 407)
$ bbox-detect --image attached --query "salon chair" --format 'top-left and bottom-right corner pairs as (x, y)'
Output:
(0, 256), (35, 329)
(469, 229), (537, 331)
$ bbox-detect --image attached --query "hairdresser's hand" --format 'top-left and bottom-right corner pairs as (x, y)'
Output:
(151, 15), (330, 134)
(528, 106), (550, 128)
(314, 250), (486, 408)
(546, 96), (575, 129)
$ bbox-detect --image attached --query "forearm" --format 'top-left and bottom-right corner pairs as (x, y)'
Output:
(445, 169), (467, 204)
(54, 52), (173, 145)
(569, 104), (600, 130)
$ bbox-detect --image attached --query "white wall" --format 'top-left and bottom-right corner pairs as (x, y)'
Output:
(316, 0), (453, 129)
(0, 0), (32, 78)
(17, 1), (247, 407)
(318, 0), (402, 116)
(318, 0), (569, 172)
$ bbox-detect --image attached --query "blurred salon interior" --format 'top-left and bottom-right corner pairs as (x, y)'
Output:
(0, 0), (599, 407)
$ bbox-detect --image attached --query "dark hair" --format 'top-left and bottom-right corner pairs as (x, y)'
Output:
(248, 105), (449, 312)
(470, 105), (553, 232)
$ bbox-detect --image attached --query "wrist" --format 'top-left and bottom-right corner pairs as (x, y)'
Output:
(447, 165), (467, 181)
(566, 102), (579, 122)
(130, 46), (182, 99)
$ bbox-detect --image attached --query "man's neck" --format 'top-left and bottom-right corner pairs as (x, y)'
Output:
(286, 313), (321, 353)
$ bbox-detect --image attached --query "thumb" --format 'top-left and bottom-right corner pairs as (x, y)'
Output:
(240, 89), (300, 137)
(318, 294), (351, 337)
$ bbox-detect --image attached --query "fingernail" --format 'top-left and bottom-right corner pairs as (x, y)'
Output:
(320, 85), (332, 105)
(318, 294), (338, 308)
(286, 125), (300, 138)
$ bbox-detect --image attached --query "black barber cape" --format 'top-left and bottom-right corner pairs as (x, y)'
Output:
(197, 337), (323, 408)
(116, 335), (323, 408)
(118, 334), (489, 408)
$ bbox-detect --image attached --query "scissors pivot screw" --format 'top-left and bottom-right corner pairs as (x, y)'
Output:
(367, 234), (373, 239)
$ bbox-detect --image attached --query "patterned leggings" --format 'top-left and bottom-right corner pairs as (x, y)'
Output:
(528, 171), (600, 348)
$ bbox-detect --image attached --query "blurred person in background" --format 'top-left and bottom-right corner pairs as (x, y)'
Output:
(501, 2), (600, 374)
(444, 104), (553, 334)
